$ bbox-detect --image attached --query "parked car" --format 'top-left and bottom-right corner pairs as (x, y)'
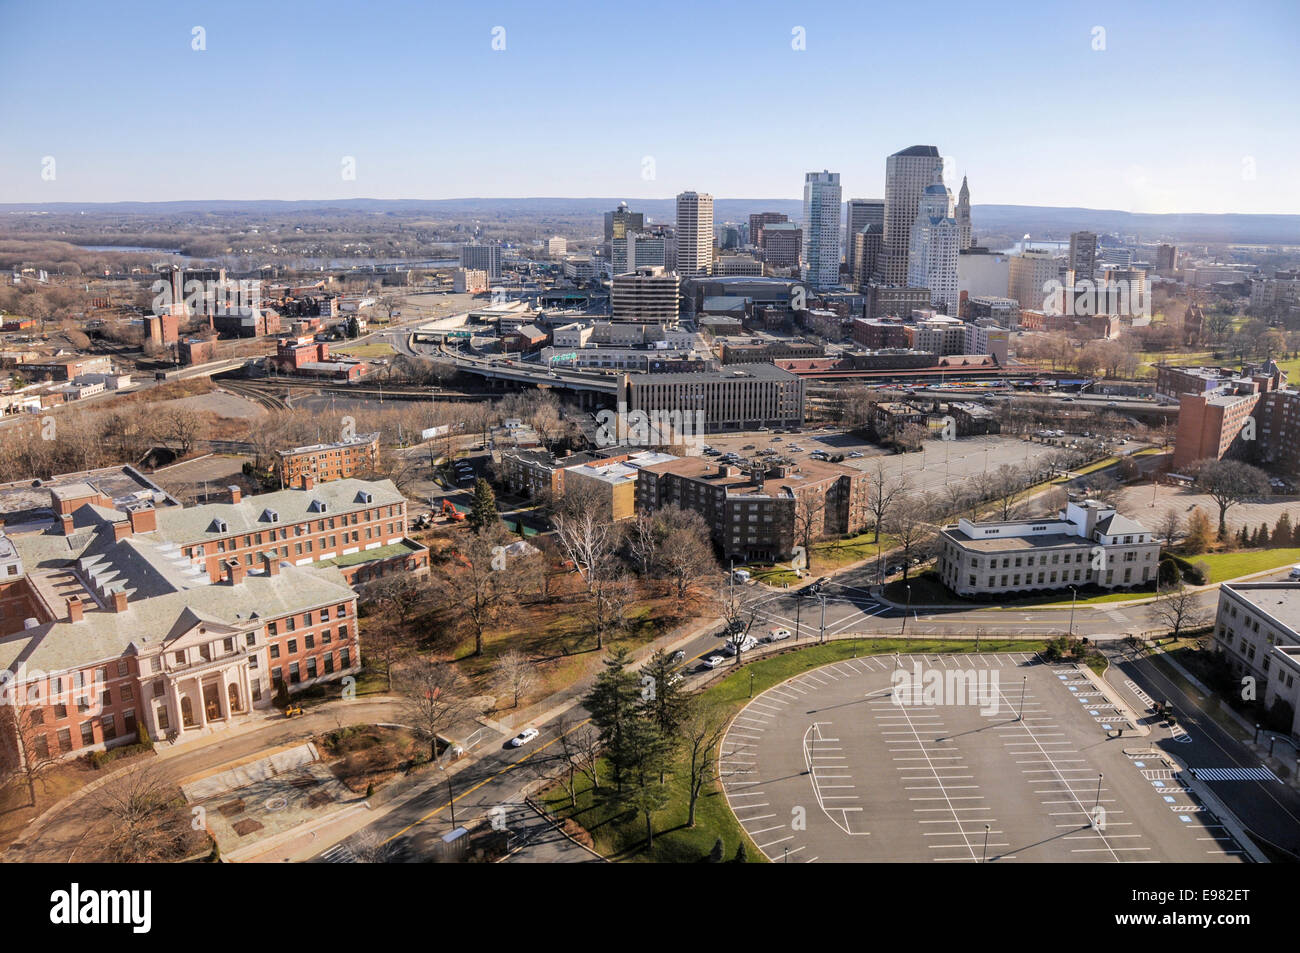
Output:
(848, 451), (864, 458)
(724, 636), (759, 655)
(509, 727), (540, 747)
(766, 628), (792, 643)
(732, 569), (752, 583)
(702, 655), (726, 669)
(671, 650), (687, 664)
(1289, 564), (1300, 581)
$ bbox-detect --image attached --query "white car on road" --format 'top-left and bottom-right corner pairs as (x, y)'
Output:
(509, 727), (540, 747)
(765, 628), (792, 643)
(702, 655), (726, 669)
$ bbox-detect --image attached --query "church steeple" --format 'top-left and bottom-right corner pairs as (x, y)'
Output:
(956, 175), (973, 250)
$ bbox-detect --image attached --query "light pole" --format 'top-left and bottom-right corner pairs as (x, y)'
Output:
(1018, 675), (1027, 721)
(1092, 773), (1103, 820)
(900, 584), (912, 638)
(749, 670), (755, 698)
(818, 593), (827, 643)
(795, 590), (803, 641)
(982, 823), (990, 863)
(1068, 586), (1078, 638)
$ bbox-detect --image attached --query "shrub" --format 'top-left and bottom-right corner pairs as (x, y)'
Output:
(1188, 561), (1210, 586)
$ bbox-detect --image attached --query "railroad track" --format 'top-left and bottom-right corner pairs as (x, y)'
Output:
(218, 380), (292, 411)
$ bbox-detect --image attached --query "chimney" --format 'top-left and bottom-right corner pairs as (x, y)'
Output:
(112, 519), (133, 542)
(60, 513), (74, 536)
(228, 485), (242, 505)
(302, 472), (315, 491)
(261, 552), (280, 576)
(128, 505), (157, 535)
(66, 596), (83, 623)
(112, 590), (128, 613)
(227, 560), (247, 586)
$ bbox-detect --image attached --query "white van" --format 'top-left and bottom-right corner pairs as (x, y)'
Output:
(732, 569), (752, 583)
(1289, 564), (1300, 581)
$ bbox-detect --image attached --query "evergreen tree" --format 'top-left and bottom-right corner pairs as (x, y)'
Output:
(1238, 525), (1251, 548)
(733, 841), (748, 863)
(582, 648), (642, 791)
(708, 837), (724, 863)
(1274, 512), (1293, 548)
(468, 478), (500, 531)
(1258, 522), (1271, 548)
(639, 648), (690, 740)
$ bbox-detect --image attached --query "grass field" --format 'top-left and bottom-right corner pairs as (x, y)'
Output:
(333, 340), (396, 358)
(882, 572), (1157, 609)
(748, 532), (898, 587)
(540, 636), (1050, 862)
(1191, 547), (1300, 583)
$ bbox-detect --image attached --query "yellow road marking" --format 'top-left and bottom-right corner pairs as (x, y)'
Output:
(382, 717), (592, 845)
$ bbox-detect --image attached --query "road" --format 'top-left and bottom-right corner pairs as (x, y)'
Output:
(1110, 644), (1300, 854)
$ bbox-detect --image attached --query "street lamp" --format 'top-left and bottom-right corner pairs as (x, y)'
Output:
(749, 670), (755, 698)
(1092, 773), (1103, 821)
(1068, 586), (1078, 638)
(818, 593), (827, 643)
(900, 584), (912, 638)
(1018, 675), (1027, 721)
(982, 823), (990, 863)
(794, 589), (803, 641)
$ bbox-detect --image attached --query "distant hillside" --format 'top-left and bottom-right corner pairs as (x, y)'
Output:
(2, 197), (1296, 245)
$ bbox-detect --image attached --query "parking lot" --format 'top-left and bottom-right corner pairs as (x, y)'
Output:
(694, 429), (1097, 498)
(719, 654), (1248, 863)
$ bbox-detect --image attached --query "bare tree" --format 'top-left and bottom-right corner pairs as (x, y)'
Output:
(1193, 458), (1271, 538)
(555, 716), (601, 806)
(627, 512), (659, 577)
(722, 595), (761, 664)
(0, 693), (59, 807)
(1147, 582), (1209, 639)
(1155, 506), (1182, 549)
(886, 503), (936, 585)
(792, 492), (828, 566)
(92, 764), (205, 863)
(492, 649), (537, 709)
(554, 508), (627, 650)
(657, 519), (718, 602)
(443, 526), (516, 657)
(397, 657), (479, 760)
(349, 829), (402, 863)
(867, 463), (909, 544)
(680, 701), (729, 828)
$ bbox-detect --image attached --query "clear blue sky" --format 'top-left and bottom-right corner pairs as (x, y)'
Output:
(2, 0), (1297, 213)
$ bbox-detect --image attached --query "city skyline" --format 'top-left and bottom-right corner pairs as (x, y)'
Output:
(1, 0), (1297, 213)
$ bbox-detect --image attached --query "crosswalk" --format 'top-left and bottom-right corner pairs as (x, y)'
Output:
(1189, 766), (1281, 783)
(320, 844), (357, 863)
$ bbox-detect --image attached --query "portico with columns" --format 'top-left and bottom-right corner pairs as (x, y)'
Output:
(141, 609), (268, 742)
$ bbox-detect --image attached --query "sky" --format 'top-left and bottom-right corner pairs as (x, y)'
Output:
(1, 0), (1298, 214)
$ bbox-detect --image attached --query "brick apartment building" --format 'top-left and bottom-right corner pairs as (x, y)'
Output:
(0, 467), (427, 763)
(635, 456), (870, 563)
(851, 318), (909, 350)
(277, 433), (381, 489)
(1169, 361), (1288, 471)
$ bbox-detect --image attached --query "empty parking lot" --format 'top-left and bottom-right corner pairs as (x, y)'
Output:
(720, 653), (1247, 863)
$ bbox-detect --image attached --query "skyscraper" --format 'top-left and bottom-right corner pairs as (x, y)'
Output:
(845, 199), (885, 280)
(675, 191), (714, 279)
(460, 243), (502, 280)
(1068, 231), (1098, 284)
(906, 177), (960, 313)
(749, 212), (788, 248)
(604, 203), (644, 259)
(955, 177), (972, 250)
(1009, 250), (1060, 312)
(881, 145), (944, 286)
(802, 170), (842, 289)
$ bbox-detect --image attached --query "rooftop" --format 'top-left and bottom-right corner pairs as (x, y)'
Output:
(1223, 584), (1300, 634)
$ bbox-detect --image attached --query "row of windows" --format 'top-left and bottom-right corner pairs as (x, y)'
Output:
(269, 626), (348, 659)
(271, 647), (351, 686)
(29, 709), (139, 758)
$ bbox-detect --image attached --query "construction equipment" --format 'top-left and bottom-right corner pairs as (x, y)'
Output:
(283, 704), (304, 718)
(441, 499), (466, 522)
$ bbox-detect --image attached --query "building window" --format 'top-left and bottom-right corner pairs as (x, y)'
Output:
(271, 666), (282, 686)
(246, 632), (256, 647)
(288, 639), (298, 655)
(56, 728), (73, 752)
(33, 735), (50, 760)
(156, 705), (169, 732)
(289, 662), (300, 685)
(340, 648), (351, 669)
(101, 716), (117, 741)
(80, 722), (95, 746)
(306, 657), (318, 679)
(270, 644), (280, 660)
(305, 633), (315, 650)
(116, 660), (129, 678)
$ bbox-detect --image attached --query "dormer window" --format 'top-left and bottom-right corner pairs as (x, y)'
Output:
(309, 499), (328, 513)
(210, 518), (229, 534)
(357, 491), (373, 504)
(262, 509), (280, 523)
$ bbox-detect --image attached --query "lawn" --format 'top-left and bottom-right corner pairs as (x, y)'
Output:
(333, 340), (396, 358)
(540, 636), (1050, 862)
(747, 532), (898, 587)
(1191, 547), (1300, 583)
(881, 572), (1158, 609)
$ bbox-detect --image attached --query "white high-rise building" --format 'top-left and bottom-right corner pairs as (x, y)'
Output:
(906, 179), (960, 313)
(845, 199), (885, 280)
(802, 170), (842, 289)
(675, 192), (714, 279)
(612, 231), (667, 275)
(881, 145), (944, 286)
